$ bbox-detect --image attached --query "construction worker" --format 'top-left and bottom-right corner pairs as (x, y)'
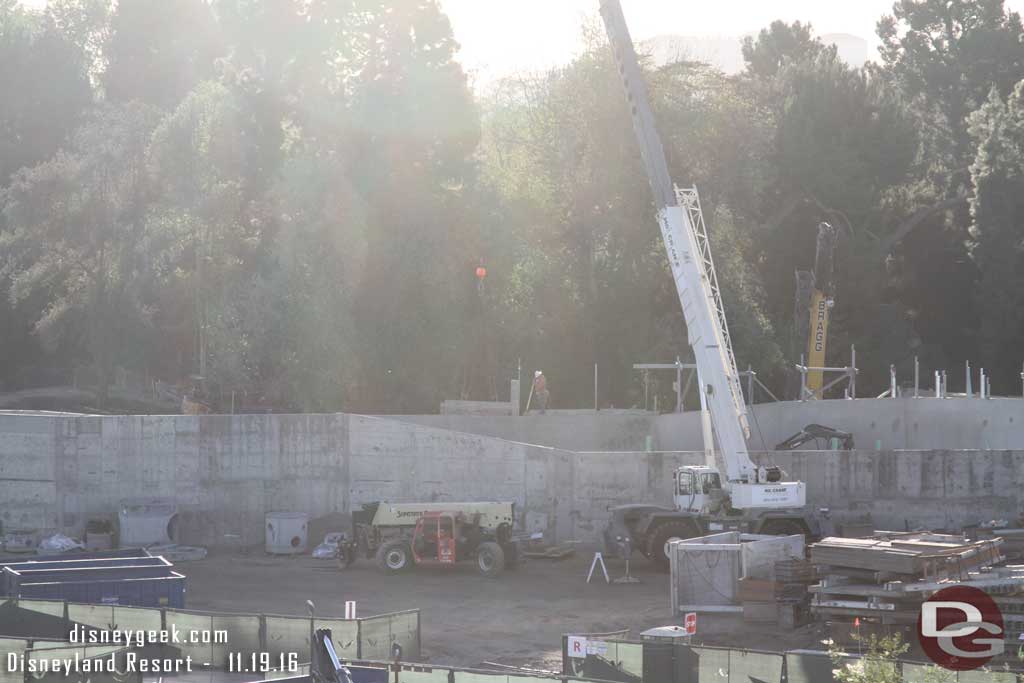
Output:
(533, 370), (549, 414)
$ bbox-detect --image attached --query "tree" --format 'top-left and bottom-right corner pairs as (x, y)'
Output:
(46, 0), (111, 78)
(263, 150), (366, 411)
(741, 20), (822, 80)
(829, 633), (953, 683)
(343, 0), (482, 412)
(878, 0), (1024, 188)
(740, 26), (919, 393)
(0, 1), (94, 389)
(966, 83), (1024, 392)
(103, 0), (222, 110)
(480, 52), (666, 408)
(145, 81), (266, 390)
(1, 103), (162, 403)
(830, 633), (905, 683)
(872, 0), (1024, 379)
(479, 41), (789, 406)
(0, 2), (92, 185)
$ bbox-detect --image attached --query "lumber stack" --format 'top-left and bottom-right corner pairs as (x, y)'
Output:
(775, 558), (816, 600)
(809, 533), (1012, 625)
(775, 559), (816, 629)
(738, 577), (778, 623)
(976, 527), (1024, 561)
(738, 559), (819, 627)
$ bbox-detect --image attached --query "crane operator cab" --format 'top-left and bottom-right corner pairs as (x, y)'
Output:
(674, 466), (729, 515)
(673, 464), (802, 516)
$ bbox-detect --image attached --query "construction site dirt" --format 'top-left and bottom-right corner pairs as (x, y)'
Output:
(184, 549), (827, 669)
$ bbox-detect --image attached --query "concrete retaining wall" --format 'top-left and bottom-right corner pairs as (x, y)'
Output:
(656, 397), (1024, 452)
(383, 411), (656, 451)
(2, 411), (1024, 548)
(0, 411), (701, 546)
(758, 449), (1021, 531)
(384, 397), (1024, 452)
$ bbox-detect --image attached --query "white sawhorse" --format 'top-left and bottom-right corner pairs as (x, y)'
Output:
(586, 552), (610, 583)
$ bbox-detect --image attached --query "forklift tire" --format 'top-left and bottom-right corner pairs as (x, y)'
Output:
(376, 540), (412, 573)
(476, 541), (506, 578)
(647, 521), (698, 572)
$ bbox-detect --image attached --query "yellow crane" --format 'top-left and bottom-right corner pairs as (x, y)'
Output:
(797, 222), (837, 397)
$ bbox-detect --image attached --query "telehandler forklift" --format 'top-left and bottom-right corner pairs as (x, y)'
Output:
(336, 502), (521, 578)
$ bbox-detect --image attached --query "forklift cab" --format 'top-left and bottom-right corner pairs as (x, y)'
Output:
(412, 512), (459, 566)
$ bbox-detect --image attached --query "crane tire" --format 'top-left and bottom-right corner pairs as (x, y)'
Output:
(759, 519), (807, 539)
(647, 520), (698, 572)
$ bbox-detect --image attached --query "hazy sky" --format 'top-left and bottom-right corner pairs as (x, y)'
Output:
(444, 0), (1024, 85)
(17, 0), (1024, 85)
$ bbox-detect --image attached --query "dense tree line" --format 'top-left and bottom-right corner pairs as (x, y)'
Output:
(2, 0), (1024, 413)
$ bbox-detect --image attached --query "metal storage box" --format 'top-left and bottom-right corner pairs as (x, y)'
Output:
(668, 532), (804, 614)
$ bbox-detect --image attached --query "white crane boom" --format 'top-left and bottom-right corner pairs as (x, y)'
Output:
(597, 0), (754, 484)
(599, 2), (807, 515)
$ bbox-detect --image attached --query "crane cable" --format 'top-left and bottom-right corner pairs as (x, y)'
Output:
(748, 395), (769, 453)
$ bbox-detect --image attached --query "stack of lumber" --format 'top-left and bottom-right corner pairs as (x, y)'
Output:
(738, 560), (819, 626)
(809, 533), (1012, 624)
(738, 577), (778, 623)
(976, 527), (1024, 561)
(774, 559), (816, 629)
(775, 558), (816, 601)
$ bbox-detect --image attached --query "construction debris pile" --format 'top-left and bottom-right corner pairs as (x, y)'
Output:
(809, 533), (1013, 626)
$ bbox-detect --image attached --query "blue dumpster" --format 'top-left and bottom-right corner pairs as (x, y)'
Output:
(1, 553), (185, 607)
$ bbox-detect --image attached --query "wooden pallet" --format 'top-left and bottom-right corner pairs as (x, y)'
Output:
(738, 578), (778, 602)
(774, 559), (816, 582)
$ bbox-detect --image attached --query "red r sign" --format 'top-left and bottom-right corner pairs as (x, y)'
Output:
(684, 612), (697, 635)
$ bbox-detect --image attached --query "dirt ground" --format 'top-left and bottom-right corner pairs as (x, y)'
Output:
(182, 547), (829, 670)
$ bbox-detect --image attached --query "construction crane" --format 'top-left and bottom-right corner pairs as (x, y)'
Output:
(795, 222), (838, 398)
(598, 0), (818, 568)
